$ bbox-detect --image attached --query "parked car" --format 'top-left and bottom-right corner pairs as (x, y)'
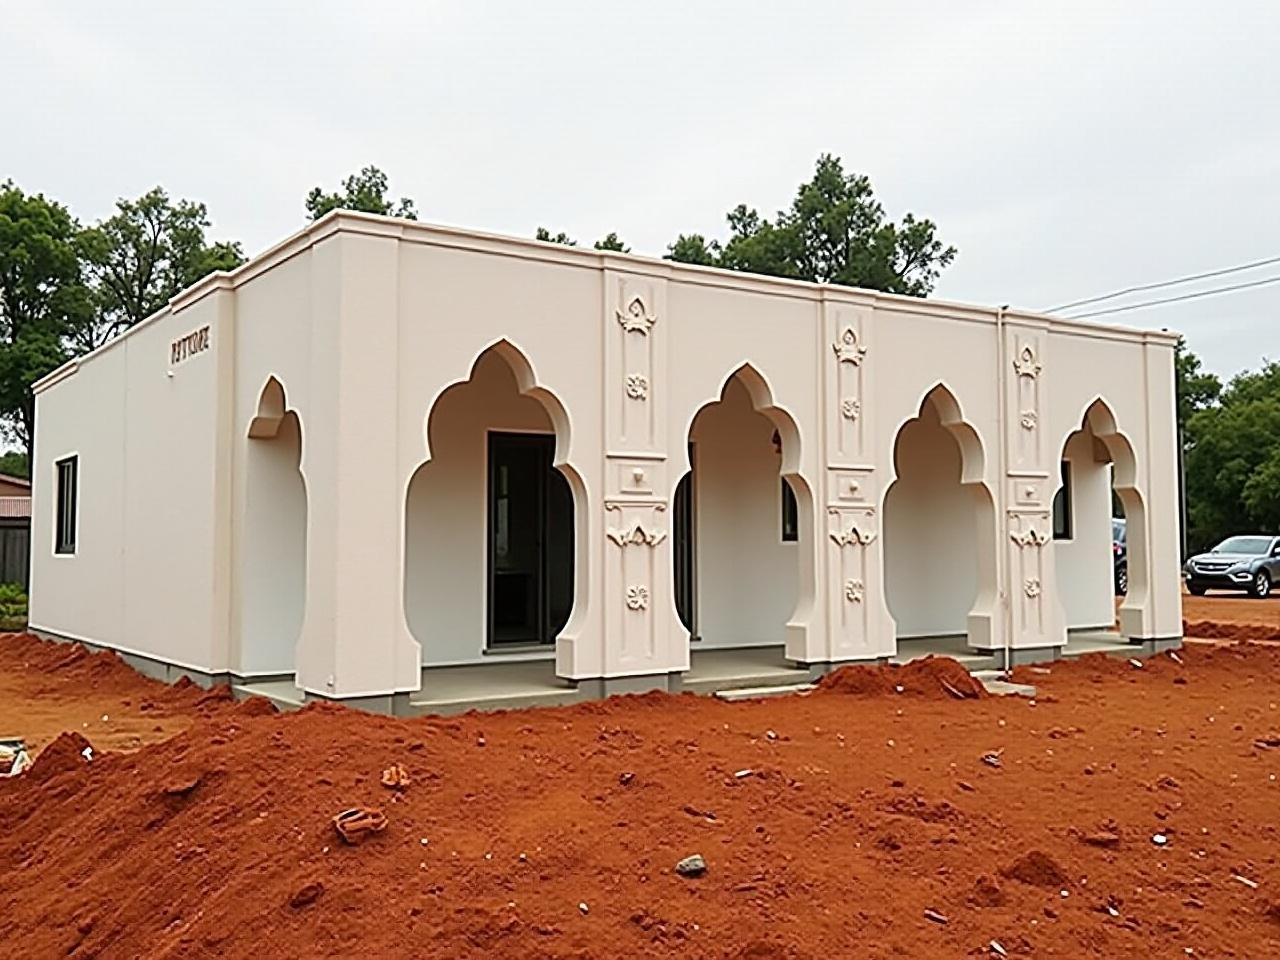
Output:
(1112, 518), (1127, 595)
(1183, 535), (1280, 598)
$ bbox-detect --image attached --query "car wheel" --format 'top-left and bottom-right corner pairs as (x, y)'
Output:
(1187, 583), (1207, 596)
(1115, 563), (1128, 596)
(1249, 570), (1272, 599)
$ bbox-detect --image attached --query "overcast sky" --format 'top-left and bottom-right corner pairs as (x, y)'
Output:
(5, 1), (1277, 378)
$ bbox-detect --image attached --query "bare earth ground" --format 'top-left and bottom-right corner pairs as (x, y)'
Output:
(1182, 593), (1280, 633)
(1, 615), (1279, 960)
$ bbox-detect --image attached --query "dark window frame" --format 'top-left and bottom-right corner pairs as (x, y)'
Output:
(55, 455), (78, 555)
(1052, 459), (1072, 541)
(781, 478), (799, 543)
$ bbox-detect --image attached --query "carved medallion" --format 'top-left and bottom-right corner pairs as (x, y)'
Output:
(616, 295), (656, 334)
(832, 327), (868, 365)
(625, 585), (650, 610)
(841, 397), (861, 421)
(1023, 577), (1042, 599)
(844, 579), (865, 603)
(625, 373), (649, 400)
(1013, 344), (1042, 379)
(1020, 410), (1037, 430)
(606, 523), (667, 548)
(1009, 527), (1050, 547)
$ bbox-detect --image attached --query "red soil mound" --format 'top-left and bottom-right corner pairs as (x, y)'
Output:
(25, 730), (94, 782)
(1185, 619), (1280, 643)
(818, 655), (987, 699)
(2, 632), (1280, 957)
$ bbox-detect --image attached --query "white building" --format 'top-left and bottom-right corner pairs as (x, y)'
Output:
(28, 212), (1183, 712)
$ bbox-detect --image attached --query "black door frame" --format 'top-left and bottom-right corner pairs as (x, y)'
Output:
(674, 441), (699, 641)
(486, 430), (569, 648)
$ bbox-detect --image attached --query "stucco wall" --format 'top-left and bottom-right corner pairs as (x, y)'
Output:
(30, 294), (225, 673)
(30, 213), (1184, 696)
(689, 377), (799, 648)
(404, 351), (556, 666)
(1054, 431), (1117, 630)
(884, 402), (980, 639)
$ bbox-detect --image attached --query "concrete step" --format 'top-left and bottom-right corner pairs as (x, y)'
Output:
(406, 686), (581, 717)
(714, 682), (816, 702)
(681, 667), (813, 696)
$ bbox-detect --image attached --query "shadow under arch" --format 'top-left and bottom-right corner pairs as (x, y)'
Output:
(1053, 397), (1148, 638)
(883, 383), (999, 650)
(240, 375), (308, 677)
(403, 339), (588, 663)
(675, 362), (816, 655)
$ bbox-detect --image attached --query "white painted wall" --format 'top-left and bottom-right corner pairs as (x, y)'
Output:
(30, 292), (227, 673)
(30, 212), (1184, 696)
(1054, 430), (1116, 630)
(689, 377), (799, 647)
(884, 400), (979, 638)
(404, 351), (556, 665)
(240, 411), (306, 675)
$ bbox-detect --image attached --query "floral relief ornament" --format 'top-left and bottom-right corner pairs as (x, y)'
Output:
(841, 397), (861, 421)
(844, 579), (865, 603)
(616, 294), (656, 334)
(1013, 344), (1042, 379)
(1009, 526), (1051, 547)
(829, 522), (878, 547)
(606, 523), (667, 548)
(832, 327), (868, 365)
(625, 373), (649, 400)
(1023, 577), (1042, 599)
(1020, 410), (1037, 430)
(625, 585), (650, 610)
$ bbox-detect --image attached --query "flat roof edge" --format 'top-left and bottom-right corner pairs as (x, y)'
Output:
(32, 211), (1181, 395)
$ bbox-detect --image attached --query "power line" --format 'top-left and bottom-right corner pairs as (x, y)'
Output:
(1048, 254), (1280, 312)
(1061, 274), (1280, 320)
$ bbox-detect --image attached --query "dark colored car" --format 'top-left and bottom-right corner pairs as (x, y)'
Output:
(1183, 535), (1280, 599)
(1112, 518), (1127, 595)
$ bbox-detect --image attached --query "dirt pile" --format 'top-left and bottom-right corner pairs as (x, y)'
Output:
(1185, 619), (1280, 643)
(817, 655), (987, 699)
(1, 633), (1280, 958)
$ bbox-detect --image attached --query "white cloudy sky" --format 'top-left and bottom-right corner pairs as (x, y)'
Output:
(5, 1), (1277, 378)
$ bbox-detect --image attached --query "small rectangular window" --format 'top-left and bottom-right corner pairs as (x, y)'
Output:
(1052, 459), (1072, 541)
(781, 478), (798, 543)
(55, 455), (78, 555)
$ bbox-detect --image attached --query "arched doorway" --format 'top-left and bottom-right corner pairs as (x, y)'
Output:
(1053, 399), (1147, 639)
(884, 385), (998, 652)
(674, 366), (814, 664)
(240, 377), (307, 676)
(404, 344), (580, 665)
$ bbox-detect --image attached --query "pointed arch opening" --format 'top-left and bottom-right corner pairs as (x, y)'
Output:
(675, 364), (816, 658)
(1053, 398), (1148, 639)
(884, 384), (998, 652)
(240, 376), (308, 676)
(404, 341), (584, 667)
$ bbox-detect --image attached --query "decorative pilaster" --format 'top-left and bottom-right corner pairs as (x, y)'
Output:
(818, 298), (894, 662)
(601, 272), (684, 676)
(1001, 323), (1063, 649)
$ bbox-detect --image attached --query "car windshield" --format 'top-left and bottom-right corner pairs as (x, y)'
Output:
(1112, 520), (1125, 543)
(1212, 536), (1272, 555)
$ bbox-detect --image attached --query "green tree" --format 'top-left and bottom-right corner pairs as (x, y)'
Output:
(1184, 360), (1280, 550)
(665, 233), (718, 266)
(305, 166), (418, 221)
(535, 227), (576, 246)
(77, 188), (244, 350)
(0, 183), (89, 460)
(1174, 337), (1221, 426)
(668, 154), (956, 296)
(593, 232), (630, 253)
(0, 450), (27, 478)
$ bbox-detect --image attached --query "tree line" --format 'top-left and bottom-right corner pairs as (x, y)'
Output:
(1, 159), (1275, 553)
